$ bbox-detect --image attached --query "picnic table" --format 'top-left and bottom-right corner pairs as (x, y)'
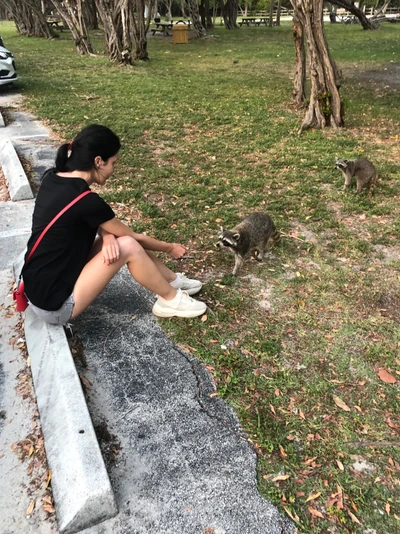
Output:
(151, 20), (191, 36)
(151, 22), (173, 35)
(47, 16), (65, 30)
(239, 17), (269, 26)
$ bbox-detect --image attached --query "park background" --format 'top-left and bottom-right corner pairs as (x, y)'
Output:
(1, 4), (400, 533)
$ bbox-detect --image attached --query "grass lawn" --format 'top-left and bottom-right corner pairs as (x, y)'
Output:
(2, 19), (400, 533)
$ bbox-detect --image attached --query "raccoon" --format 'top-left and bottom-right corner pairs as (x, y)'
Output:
(216, 212), (280, 276)
(335, 157), (377, 193)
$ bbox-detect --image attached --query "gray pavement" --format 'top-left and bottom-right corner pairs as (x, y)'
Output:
(0, 93), (294, 534)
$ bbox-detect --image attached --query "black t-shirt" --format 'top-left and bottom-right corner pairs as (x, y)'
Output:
(22, 170), (115, 311)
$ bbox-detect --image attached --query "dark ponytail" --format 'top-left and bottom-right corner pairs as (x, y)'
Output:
(55, 124), (121, 173)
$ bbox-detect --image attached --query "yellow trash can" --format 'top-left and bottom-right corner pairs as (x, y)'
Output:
(172, 23), (189, 44)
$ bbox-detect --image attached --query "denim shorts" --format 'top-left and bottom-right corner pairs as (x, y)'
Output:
(29, 294), (75, 326)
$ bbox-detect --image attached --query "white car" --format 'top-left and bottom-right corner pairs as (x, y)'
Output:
(0, 41), (17, 86)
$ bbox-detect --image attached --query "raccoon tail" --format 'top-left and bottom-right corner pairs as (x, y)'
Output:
(271, 229), (281, 245)
(367, 175), (378, 198)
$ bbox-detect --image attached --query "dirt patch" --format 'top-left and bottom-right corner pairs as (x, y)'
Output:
(372, 244), (400, 263)
(0, 166), (10, 201)
(0, 106), (14, 125)
(347, 62), (400, 89)
(94, 420), (122, 469)
(377, 292), (400, 323)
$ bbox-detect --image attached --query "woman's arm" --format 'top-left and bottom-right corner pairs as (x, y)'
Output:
(99, 217), (186, 259)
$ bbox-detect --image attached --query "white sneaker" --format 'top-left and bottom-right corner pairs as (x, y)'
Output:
(152, 289), (207, 318)
(173, 273), (202, 295)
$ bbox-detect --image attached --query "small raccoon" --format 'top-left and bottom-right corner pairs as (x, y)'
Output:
(335, 157), (377, 193)
(216, 212), (280, 276)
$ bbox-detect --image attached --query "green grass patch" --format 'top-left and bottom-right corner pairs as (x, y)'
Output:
(3, 19), (400, 533)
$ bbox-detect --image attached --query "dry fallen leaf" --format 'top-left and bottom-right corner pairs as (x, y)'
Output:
(347, 510), (361, 524)
(308, 506), (324, 518)
(279, 445), (287, 458)
(45, 469), (52, 488)
(26, 500), (35, 516)
(377, 369), (397, 384)
(305, 491), (321, 503)
(333, 395), (351, 412)
(284, 506), (300, 522)
(336, 459), (344, 471)
(42, 503), (56, 514)
(201, 314), (208, 323)
(386, 502), (391, 515)
(272, 474), (290, 482)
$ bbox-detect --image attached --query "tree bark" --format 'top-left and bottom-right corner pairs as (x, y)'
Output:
(83, 0), (98, 30)
(292, 8), (306, 105)
(330, 0), (379, 29)
(290, 0), (344, 133)
(50, 0), (94, 54)
(4, 0), (55, 38)
(187, 0), (207, 36)
(200, 0), (213, 29)
(268, 0), (274, 26)
(276, 0), (282, 26)
(94, 0), (134, 64)
(131, 0), (153, 61)
(220, 0), (239, 29)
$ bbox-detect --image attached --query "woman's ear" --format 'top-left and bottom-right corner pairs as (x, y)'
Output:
(94, 155), (103, 169)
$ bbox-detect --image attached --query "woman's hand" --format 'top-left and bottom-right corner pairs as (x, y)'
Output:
(168, 243), (187, 259)
(101, 234), (120, 265)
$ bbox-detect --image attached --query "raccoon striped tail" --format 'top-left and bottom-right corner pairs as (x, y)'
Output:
(271, 229), (280, 245)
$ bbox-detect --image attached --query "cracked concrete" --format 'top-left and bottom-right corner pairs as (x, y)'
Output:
(74, 267), (294, 534)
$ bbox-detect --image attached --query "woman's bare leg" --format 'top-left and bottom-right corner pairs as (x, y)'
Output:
(88, 239), (177, 283)
(71, 236), (177, 318)
(145, 250), (177, 283)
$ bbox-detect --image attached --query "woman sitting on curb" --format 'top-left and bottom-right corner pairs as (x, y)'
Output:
(22, 124), (207, 325)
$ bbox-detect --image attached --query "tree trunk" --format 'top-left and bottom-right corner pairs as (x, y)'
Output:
(4, 0), (55, 38)
(180, 0), (189, 18)
(330, 0), (379, 29)
(220, 0), (239, 29)
(84, 0), (98, 30)
(187, 0), (207, 36)
(268, 0), (274, 26)
(50, 0), (94, 54)
(94, 0), (134, 64)
(200, 0), (213, 28)
(290, 0), (343, 133)
(131, 0), (153, 61)
(292, 8), (306, 105)
(276, 0), (282, 26)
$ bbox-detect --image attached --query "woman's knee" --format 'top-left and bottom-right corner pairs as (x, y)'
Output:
(117, 236), (144, 258)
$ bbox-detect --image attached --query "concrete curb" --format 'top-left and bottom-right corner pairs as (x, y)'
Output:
(0, 137), (33, 200)
(23, 307), (118, 533)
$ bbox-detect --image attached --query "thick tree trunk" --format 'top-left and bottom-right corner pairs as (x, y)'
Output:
(200, 0), (213, 28)
(330, 0), (379, 29)
(4, 0), (55, 38)
(84, 0), (98, 30)
(50, 0), (94, 54)
(220, 0), (239, 29)
(95, 0), (134, 64)
(291, 0), (343, 133)
(131, 0), (152, 61)
(188, 0), (207, 36)
(292, 8), (306, 105)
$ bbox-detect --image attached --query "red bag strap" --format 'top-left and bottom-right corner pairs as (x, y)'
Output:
(26, 190), (92, 263)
